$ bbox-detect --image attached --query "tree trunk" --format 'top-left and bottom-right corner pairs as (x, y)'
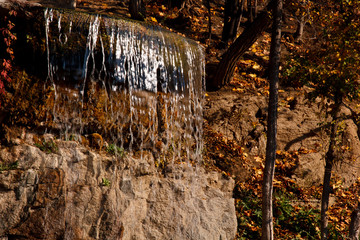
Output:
(206, 0), (212, 40)
(167, 0), (184, 8)
(261, 0), (282, 239)
(349, 202), (360, 240)
(320, 94), (341, 240)
(320, 155), (333, 240)
(221, 0), (243, 47)
(231, 0), (245, 40)
(248, 0), (254, 22)
(254, 0), (258, 18)
(129, 0), (145, 21)
(294, 14), (305, 42)
(209, 0), (273, 90)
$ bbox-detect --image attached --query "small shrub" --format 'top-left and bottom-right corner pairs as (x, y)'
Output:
(35, 140), (58, 154)
(106, 144), (125, 157)
(101, 177), (111, 187)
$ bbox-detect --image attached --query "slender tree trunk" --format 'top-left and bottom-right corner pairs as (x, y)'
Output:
(254, 0), (258, 18)
(261, 0), (282, 239)
(248, 0), (254, 22)
(231, 0), (245, 39)
(221, 0), (238, 46)
(320, 155), (333, 240)
(349, 202), (360, 240)
(209, 0), (273, 90)
(294, 14), (305, 42)
(320, 94), (341, 240)
(221, 0), (244, 47)
(206, 0), (212, 40)
(129, 0), (145, 21)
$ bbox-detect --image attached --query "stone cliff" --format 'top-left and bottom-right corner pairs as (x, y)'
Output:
(0, 133), (237, 240)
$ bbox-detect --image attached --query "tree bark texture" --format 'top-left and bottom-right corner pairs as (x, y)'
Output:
(129, 0), (145, 21)
(320, 95), (341, 240)
(349, 202), (360, 240)
(209, 0), (273, 90)
(261, 0), (282, 239)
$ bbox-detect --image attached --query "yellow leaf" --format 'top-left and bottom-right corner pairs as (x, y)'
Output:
(150, 17), (158, 23)
(249, 73), (257, 78)
(273, 179), (282, 185)
(255, 169), (263, 175)
(252, 63), (261, 70)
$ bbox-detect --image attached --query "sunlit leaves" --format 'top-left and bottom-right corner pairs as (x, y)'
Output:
(283, 0), (360, 102)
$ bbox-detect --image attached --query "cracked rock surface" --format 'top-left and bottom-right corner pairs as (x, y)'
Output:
(0, 140), (236, 240)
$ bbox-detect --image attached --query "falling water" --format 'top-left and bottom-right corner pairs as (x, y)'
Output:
(43, 9), (205, 165)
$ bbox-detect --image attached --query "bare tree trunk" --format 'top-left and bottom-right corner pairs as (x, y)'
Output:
(129, 0), (145, 21)
(206, 0), (212, 40)
(261, 0), (282, 239)
(320, 94), (341, 240)
(254, 0), (258, 18)
(232, 0), (245, 39)
(349, 202), (360, 240)
(221, 0), (243, 47)
(248, 0), (254, 22)
(209, 0), (273, 90)
(320, 156), (333, 239)
(294, 14), (305, 42)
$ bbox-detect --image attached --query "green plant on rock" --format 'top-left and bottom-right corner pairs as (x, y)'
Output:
(35, 140), (58, 154)
(101, 177), (111, 187)
(0, 161), (18, 172)
(106, 144), (125, 158)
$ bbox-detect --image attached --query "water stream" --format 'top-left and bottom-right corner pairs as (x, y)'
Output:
(43, 8), (205, 165)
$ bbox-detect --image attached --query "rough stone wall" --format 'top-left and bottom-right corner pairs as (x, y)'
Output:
(0, 138), (237, 240)
(205, 89), (360, 188)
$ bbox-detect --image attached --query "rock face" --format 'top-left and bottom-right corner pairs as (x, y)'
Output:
(205, 88), (360, 188)
(0, 139), (237, 240)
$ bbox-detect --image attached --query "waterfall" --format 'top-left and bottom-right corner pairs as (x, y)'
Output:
(43, 8), (205, 165)
(0, 7), (238, 240)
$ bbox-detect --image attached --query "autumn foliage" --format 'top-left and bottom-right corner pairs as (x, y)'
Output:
(283, 0), (360, 101)
(0, 10), (16, 100)
(2, 0), (360, 238)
